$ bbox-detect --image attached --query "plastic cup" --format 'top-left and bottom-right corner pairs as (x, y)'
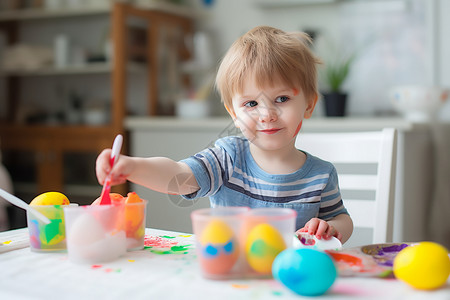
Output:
(242, 208), (297, 276)
(191, 207), (249, 279)
(63, 204), (126, 264)
(124, 200), (148, 251)
(27, 204), (73, 252)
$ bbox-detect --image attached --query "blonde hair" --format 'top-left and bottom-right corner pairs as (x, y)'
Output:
(215, 26), (321, 112)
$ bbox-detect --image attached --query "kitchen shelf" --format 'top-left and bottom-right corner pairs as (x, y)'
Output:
(0, 2), (195, 198)
(0, 6), (110, 21)
(0, 62), (145, 77)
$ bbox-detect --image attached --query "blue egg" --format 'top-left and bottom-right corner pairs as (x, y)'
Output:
(272, 248), (337, 297)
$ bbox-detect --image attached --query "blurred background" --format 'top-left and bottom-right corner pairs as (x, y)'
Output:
(0, 0), (449, 247)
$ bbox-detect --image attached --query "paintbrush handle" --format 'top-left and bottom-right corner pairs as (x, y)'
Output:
(110, 134), (123, 167)
(0, 188), (50, 224)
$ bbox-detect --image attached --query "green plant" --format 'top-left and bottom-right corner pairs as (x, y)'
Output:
(324, 54), (355, 93)
(324, 53), (356, 93)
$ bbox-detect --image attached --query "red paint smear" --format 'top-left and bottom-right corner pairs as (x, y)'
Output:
(327, 252), (363, 267)
(144, 235), (178, 248)
(293, 88), (299, 96)
(293, 121), (303, 137)
(91, 265), (103, 269)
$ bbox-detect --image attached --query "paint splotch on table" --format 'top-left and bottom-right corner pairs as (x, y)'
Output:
(144, 234), (193, 255)
(326, 243), (415, 277)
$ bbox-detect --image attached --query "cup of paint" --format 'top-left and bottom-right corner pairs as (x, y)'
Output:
(125, 200), (148, 251)
(191, 207), (250, 279)
(242, 208), (296, 276)
(27, 204), (74, 252)
(64, 204), (126, 264)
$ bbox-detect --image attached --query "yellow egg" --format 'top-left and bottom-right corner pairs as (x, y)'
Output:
(245, 223), (286, 274)
(199, 219), (238, 276)
(29, 192), (69, 247)
(200, 219), (234, 245)
(30, 192), (70, 206)
(394, 242), (450, 290)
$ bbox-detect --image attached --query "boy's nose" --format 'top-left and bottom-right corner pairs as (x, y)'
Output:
(258, 106), (278, 123)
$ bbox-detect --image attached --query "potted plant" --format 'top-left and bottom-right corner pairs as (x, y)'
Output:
(320, 48), (356, 117)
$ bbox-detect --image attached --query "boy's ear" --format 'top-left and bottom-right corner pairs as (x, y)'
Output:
(224, 103), (235, 117)
(224, 103), (240, 128)
(304, 94), (318, 119)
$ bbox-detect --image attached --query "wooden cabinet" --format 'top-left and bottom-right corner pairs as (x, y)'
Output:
(0, 3), (194, 206)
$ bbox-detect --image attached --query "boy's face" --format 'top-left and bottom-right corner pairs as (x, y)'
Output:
(230, 76), (316, 151)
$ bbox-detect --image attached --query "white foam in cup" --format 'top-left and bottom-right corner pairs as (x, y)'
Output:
(64, 204), (126, 264)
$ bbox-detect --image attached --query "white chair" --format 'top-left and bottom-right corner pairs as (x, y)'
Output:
(295, 128), (397, 247)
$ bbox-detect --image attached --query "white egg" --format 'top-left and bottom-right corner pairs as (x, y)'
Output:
(68, 213), (105, 246)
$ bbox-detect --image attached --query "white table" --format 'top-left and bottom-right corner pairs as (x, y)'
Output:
(1, 228), (449, 300)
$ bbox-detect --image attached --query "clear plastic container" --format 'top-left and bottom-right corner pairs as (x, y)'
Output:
(124, 200), (148, 251)
(64, 204), (126, 264)
(191, 207), (296, 279)
(27, 204), (73, 252)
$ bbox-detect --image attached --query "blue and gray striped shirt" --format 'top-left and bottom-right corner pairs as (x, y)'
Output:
(181, 136), (348, 230)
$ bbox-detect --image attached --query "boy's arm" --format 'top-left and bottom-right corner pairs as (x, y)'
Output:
(327, 213), (353, 244)
(127, 157), (199, 195)
(96, 150), (199, 195)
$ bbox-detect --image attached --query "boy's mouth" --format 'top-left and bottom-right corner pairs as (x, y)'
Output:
(259, 128), (281, 134)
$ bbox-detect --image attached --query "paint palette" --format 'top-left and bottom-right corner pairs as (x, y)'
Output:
(293, 233), (342, 251)
(326, 243), (416, 277)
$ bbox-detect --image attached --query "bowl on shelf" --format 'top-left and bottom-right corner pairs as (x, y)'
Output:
(389, 85), (449, 122)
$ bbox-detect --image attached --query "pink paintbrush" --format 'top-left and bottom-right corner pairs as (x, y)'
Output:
(99, 134), (123, 205)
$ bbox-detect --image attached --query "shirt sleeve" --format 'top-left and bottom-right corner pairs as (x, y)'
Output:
(179, 146), (228, 199)
(318, 166), (349, 220)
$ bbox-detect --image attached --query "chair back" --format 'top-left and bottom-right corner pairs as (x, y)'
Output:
(296, 128), (397, 247)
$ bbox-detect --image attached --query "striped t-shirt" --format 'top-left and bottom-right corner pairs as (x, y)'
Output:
(181, 136), (348, 230)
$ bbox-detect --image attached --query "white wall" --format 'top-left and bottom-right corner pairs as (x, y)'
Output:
(197, 0), (447, 118)
(437, 0), (450, 120)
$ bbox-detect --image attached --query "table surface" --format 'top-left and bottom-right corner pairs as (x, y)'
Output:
(1, 228), (449, 300)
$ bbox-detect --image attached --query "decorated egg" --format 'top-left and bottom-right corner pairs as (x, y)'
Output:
(124, 192), (145, 234)
(394, 242), (450, 290)
(30, 192), (70, 206)
(199, 219), (238, 275)
(68, 213), (106, 246)
(245, 223), (286, 274)
(37, 206), (66, 246)
(272, 248), (337, 296)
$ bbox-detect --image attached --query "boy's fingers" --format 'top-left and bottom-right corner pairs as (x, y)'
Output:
(315, 221), (328, 239)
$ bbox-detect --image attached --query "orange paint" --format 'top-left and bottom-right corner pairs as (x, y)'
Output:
(293, 88), (299, 96)
(327, 252), (363, 267)
(224, 103), (236, 118)
(293, 121), (303, 137)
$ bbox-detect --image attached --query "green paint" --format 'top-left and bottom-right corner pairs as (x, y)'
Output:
(149, 246), (190, 255)
(144, 246), (153, 249)
(150, 249), (174, 255)
(159, 235), (176, 239)
(44, 219), (62, 243)
(250, 239), (279, 257)
(171, 245), (190, 252)
(272, 291), (283, 296)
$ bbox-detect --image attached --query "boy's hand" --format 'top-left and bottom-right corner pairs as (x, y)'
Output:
(96, 149), (131, 186)
(296, 218), (342, 241)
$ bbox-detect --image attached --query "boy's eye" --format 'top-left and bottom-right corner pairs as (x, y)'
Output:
(244, 100), (258, 108)
(275, 96), (289, 103)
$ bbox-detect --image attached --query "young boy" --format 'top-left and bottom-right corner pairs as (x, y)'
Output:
(96, 26), (353, 243)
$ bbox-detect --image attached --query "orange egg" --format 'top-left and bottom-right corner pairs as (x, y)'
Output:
(124, 192), (145, 235)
